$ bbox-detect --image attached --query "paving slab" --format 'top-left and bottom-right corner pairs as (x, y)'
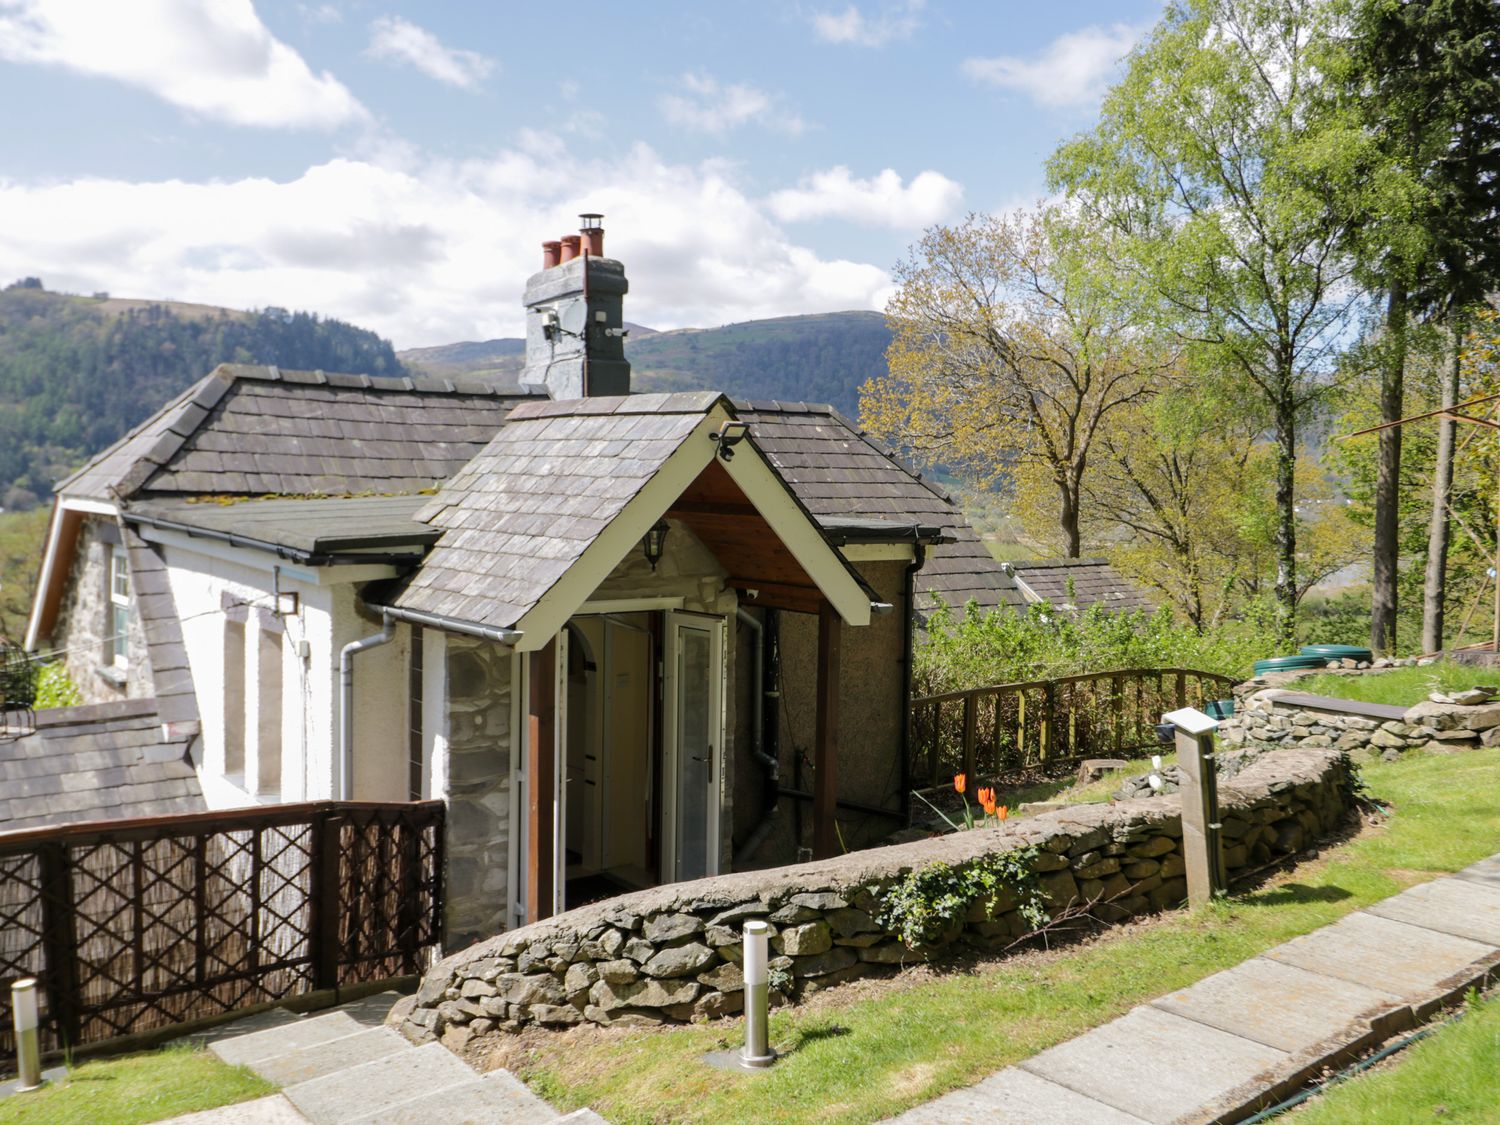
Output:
(284, 1041), (476, 1125)
(556, 1112), (608, 1123)
(1263, 910), (1498, 1005)
(1364, 877), (1500, 945)
(1018, 1006), (1285, 1124)
(1150, 956), (1408, 1053)
(251, 1027), (408, 1086)
(345, 1070), (558, 1125)
(161, 1094), (307, 1123)
(1453, 853), (1500, 891)
(888, 1066), (1150, 1124)
(211, 1011), (365, 1067)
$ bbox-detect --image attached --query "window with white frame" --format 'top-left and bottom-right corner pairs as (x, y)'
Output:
(107, 546), (131, 670)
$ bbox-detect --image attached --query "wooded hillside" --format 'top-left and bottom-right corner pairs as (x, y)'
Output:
(0, 280), (404, 508)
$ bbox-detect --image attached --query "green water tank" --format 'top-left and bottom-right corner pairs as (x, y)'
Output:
(1253, 654), (1328, 675)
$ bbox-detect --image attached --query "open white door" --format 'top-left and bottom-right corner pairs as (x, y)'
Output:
(662, 611), (725, 882)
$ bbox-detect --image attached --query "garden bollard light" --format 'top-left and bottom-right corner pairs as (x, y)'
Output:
(12, 978), (43, 1092)
(741, 920), (777, 1069)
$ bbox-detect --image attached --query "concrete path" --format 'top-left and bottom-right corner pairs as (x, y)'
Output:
(159, 992), (604, 1125)
(887, 853), (1500, 1125)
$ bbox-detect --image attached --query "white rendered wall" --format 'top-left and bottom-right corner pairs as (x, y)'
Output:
(148, 532), (408, 810)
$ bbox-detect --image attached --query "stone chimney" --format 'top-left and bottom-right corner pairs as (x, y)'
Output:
(521, 214), (630, 399)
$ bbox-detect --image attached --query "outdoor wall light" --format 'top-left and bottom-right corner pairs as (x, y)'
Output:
(712, 420), (750, 461)
(643, 520), (670, 571)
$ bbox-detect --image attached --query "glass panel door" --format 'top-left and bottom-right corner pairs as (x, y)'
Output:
(664, 612), (724, 882)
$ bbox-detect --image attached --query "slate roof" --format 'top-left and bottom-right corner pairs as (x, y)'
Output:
(1007, 558), (1156, 614)
(0, 699), (203, 835)
(61, 364), (541, 502)
(734, 401), (1020, 613)
(394, 393), (723, 630)
(128, 495), (440, 558)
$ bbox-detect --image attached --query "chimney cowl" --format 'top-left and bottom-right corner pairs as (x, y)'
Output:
(579, 213), (604, 256)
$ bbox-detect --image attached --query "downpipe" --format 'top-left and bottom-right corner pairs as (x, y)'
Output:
(339, 610), (395, 800)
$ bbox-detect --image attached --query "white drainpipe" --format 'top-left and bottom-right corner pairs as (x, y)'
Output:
(339, 611), (395, 800)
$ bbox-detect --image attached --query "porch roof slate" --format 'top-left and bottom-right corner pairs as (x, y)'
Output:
(391, 393), (722, 630)
(732, 401), (1020, 614)
(59, 364), (542, 502)
(0, 699), (203, 835)
(1007, 557), (1156, 614)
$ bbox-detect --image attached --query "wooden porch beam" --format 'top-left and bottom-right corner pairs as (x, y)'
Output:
(813, 600), (842, 859)
(526, 638), (556, 922)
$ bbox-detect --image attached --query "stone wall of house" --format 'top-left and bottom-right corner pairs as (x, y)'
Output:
(444, 636), (516, 949)
(399, 744), (1354, 1047)
(50, 515), (152, 704)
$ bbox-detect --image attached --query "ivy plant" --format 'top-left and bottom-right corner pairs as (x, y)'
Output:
(875, 847), (1048, 950)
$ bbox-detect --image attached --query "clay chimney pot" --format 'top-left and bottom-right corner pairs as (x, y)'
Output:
(541, 240), (562, 269)
(559, 235), (581, 262)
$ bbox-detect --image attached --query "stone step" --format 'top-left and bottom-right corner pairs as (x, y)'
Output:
(892, 1067), (1149, 1124)
(211, 1010), (366, 1068)
(252, 1027), (409, 1086)
(344, 1069), (558, 1125)
(556, 1110), (610, 1123)
(326, 991), (403, 1029)
(161, 1093), (307, 1123)
(186, 1007), (303, 1051)
(283, 1041), (477, 1125)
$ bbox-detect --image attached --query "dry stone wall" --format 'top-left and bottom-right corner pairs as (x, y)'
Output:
(1222, 678), (1500, 762)
(401, 745), (1355, 1047)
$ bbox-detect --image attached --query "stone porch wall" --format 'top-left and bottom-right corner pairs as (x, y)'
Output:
(400, 744), (1354, 1047)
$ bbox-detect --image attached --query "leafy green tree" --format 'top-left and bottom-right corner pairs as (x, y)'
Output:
(1049, 0), (1374, 643)
(863, 207), (1170, 557)
(1342, 0), (1500, 652)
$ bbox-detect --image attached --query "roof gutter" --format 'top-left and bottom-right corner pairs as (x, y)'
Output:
(372, 601), (523, 646)
(122, 509), (428, 568)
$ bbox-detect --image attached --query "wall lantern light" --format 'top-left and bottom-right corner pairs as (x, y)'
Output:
(643, 520), (670, 571)
(711, 420), (749, 461)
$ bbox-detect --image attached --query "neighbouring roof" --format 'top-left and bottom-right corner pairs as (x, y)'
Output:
(0, 699), (203, 835)
(1006, 558), (1156, 614)
(60, 364), (542, 502)
(127, 495), (440, 559)
(394, 393), (725, 630)
(733, 401), (1020, 613)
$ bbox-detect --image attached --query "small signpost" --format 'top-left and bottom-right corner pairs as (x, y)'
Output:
(1163, 707), (1227, 907)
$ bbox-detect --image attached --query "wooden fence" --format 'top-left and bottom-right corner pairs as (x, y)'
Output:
(0, 800), (443, 1056)
(911, 668), (1239, 788)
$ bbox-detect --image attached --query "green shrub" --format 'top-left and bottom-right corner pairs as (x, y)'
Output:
(915, 599), (1274, 695)
(875, 849), (1048, 949)
(34, 662), (81, 709)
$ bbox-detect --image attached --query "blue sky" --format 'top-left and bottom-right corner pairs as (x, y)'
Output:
(0, 0), (1163, 347)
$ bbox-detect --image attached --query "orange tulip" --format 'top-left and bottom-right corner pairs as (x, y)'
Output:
(953, 773), (967, 795)
(977, 786), (995, 806)
(997, 805), (1010, 821)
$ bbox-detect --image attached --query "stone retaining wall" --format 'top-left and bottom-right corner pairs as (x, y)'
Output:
(400, 745), (1356, 1047)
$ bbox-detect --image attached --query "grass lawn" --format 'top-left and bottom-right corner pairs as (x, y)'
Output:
(1294, 661), (1500, 707)
(0, 1044), (273, 1125)
(1292, 992), (1500, 1123)
(508, 749), (1500, 1124)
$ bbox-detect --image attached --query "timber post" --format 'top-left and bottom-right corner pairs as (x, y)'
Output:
(1165, 706), (1226, 908)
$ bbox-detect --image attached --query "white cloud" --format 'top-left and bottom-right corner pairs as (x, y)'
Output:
(659, 73), (805, 135)
(0, 140), (898, 347)
(962, 23), (1140, 108)
(365, 15), (494, 90)
(810, 0), (924, 47)
(298, 3), (341, 24)
(0, 0), (365, 129)
(768, 167), (961, 229)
